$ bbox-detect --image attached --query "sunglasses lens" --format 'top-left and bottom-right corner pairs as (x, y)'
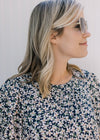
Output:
(80, 18), (88, 34)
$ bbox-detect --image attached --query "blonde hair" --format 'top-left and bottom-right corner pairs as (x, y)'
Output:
(11, 0), (83, 98)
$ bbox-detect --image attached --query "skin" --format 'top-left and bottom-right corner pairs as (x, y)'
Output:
(50, 11), (91, 85)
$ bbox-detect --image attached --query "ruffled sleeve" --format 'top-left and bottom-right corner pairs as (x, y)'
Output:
(0, 79), (22, 139)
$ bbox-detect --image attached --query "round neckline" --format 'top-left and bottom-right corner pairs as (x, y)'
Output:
(50, 73), (75, 88)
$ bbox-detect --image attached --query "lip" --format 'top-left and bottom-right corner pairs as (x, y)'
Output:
(79, 42), (88, 46)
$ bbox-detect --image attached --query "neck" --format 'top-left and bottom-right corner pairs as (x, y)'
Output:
(50, 47), (72, 85)
(50, 63), (72, 85)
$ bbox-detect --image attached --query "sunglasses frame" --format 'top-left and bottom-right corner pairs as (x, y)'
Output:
(76, 17), (88, 34)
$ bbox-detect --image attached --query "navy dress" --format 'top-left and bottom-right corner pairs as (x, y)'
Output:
(0, 69), (100, 139)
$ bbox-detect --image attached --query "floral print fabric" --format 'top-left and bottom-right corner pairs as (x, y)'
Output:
(0, 69), (100, 140)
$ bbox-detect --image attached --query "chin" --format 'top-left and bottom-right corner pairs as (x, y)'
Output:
(80, 51), (88, 58)
(75, 51), (88, 58)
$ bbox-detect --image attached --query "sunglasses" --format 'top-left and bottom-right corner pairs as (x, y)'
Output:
(74, 17), (88, 34)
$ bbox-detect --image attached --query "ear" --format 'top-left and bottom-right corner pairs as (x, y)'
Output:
(50, 32), (58, 45)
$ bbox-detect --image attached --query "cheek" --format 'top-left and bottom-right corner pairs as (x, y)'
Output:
(57, 41), (76, 56)
(56, 33), (82, 56)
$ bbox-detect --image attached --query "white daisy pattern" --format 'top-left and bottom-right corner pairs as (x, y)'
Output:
(0, 69), (100, 139)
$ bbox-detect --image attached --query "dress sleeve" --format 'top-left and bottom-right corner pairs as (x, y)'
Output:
(0, 79), (22, 139)
(89, 73), (100, 128)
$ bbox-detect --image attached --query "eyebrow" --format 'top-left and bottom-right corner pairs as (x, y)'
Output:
(71, 18), (81, 26)
(73, 20), (79, 25)
(76, 19), (79, 23)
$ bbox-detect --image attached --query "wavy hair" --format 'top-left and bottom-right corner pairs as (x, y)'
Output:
(12, 0), (84, 98)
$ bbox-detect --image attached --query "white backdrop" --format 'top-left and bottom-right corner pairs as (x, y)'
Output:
(0, 0), (100, 86)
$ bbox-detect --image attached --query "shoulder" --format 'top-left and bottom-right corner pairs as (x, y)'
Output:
(0, 72), (33, 95)
(81, 69), (99, 80)
(81, 69), (100, 85)
(72, 68), (99, 81)
(0, 72), (37, 111)
(72, 68), (100, 90)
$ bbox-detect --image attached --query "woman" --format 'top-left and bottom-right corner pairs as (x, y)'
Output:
(0, 0), (100, 139)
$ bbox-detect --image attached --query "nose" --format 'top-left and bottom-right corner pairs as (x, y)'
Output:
(82, 31), (91, 38)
